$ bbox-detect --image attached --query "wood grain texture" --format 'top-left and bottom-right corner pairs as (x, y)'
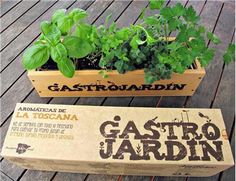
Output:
(212, 35), (235, 136)
(86, 175), (119, 181)
(122, 175), (152, 181)
(220, 127), (235, 181)
(130, 97), (160, 107)
(0, 1), (39, 33)
(28, 66), (205, 97)
(94, 0), (132, 26)
(0, 0), (21, 18)
(154, 177), (186, 181)
(0, 159), (25, 181)
(0, 171), (13, 181)
(19, 170), (55, 181)
(1, 1), (57, 51)
(116, 0), (149, 28)
(52, 172), (87, 181)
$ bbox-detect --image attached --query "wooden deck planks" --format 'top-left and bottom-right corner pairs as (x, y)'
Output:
(0, 158), (25, 181)
(122, 176), (152, 181)
(94, 0), (132, 27)
(0, 0), (22, 18)
(86, 175), (119, 181)
(220, 126), (235, 181)
(211, 35), (235, 136)
(19, 170), (56, 181)
(1, 1), (57, 51)
(154, 177), (186, 181)
(0, 1), (39, 33)
(52, 172), (87, 181)
(0, 171), (13, 181)
(116, 0), (149, 28)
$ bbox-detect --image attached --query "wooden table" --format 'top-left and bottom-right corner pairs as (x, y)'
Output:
(0, 0), (235, 181)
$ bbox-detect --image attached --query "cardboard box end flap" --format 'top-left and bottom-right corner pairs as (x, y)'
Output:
(1, 103), (234, 177)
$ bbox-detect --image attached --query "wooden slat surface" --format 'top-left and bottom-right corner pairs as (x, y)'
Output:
(0, 0), (235, 181)
(0, 0), (22, 17)
(0, 171), (13, 181)
(0, 1), (39, 33)
(1, 1), (57, 51)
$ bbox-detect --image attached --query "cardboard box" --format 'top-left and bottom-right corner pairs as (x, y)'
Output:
(1, 103), (234, 177)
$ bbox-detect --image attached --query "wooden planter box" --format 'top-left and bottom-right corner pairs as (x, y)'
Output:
(28, 60), (205, 97)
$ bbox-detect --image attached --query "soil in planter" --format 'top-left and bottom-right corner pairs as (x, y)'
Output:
(40, 53), (101, 71)
(39, 54), (197, 71)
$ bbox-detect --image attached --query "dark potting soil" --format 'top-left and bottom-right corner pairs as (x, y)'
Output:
(39, 55), (196, 71)
(39, 54), (101, 71)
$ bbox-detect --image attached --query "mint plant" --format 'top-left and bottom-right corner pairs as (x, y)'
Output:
(23, 0), (235, 84)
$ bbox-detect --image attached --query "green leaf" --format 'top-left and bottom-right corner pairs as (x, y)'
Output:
(144, 16), (160, 25)
(109, 22), (116, 33)
(223, 43), (235, 64)
(167, 42), (181, 51)
(168, 18), (181, 31)
(23, 44), (50, 70)
(207, 32), (221, 44)
(172, 3), (185, 17)
(146, 34), (156, 44)
(200, 49), (215, 66)
(63, 36), (93, 58)
(188, 38), (206, 56)
(57, 57), (75, 78)
(51, 43), (67, 63)
(99, 70), (109, 78)
(52, 9), (66, 24)
(75, 23), (92, 40)
(68, 8), (87, 23)
(105, 13), (112, 26)
(40, 21), (61, 45)
(130, 35), (140, 49)
(183, 6), (199, 23)
(140, 7), (146, 19)
(114, 60), (125, 73)
(116, 27), (131, 40)
(150, 0), (165, 10)
(57, 16), (74, 34)
(176, 25), (188, 42)
(198, 26), (205, 34)
(160, 7), (173, 20)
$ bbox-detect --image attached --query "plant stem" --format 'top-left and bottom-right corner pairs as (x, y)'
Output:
(164, 23), (168, 45)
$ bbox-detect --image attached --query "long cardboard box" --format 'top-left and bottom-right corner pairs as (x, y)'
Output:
(1, 103), (234, 177)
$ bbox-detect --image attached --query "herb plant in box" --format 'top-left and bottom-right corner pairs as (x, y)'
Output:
(23, 1), (235, 97)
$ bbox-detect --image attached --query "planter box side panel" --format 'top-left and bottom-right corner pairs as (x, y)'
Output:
(28, 69), (205, 97)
